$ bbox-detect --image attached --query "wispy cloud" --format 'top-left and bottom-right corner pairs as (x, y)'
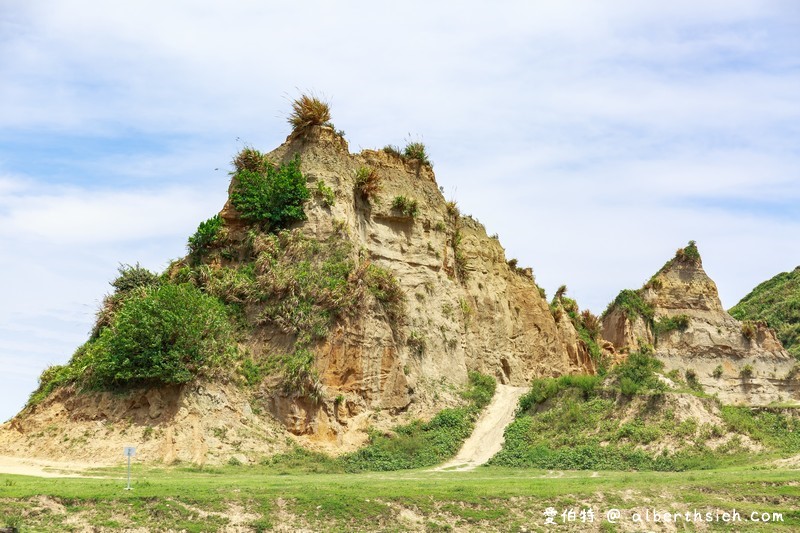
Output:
(0, 1), (799, 421)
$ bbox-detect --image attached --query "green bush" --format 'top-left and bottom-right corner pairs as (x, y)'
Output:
(314, 181), (335, 207)
(653, 314), (690, 337)
(364, 264), (405, 324)
(391, 195), (419, 218)
(87, 284), (234, 387)
(230, 154), (309, 230)
(188, 214), (224, 256)
(604, 289), (654, 323)
(28, 363), (79, 406)
(111, 263), (160, 294)
(254, 231), (357, 345)
(403, 141), (432, 166)
(612, 348), (665, 395)
(382, 145), (402, 158)
(517, 374), (601, 414)
(279, 349), (321, 401)
(680, 240), (701, 263)
(93, 263), (162, 339)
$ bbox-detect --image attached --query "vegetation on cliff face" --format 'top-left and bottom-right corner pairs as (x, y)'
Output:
(603, 289), (654, 322)
(30, 283), (235, 404)
(730, 266), (800, 358)
(550, 286), (605, 369)
(492, 347), (800, 471)
(230, 154), (309, 230)
(30, 152), (410, 407)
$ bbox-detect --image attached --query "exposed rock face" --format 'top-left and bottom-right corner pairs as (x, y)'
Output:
(602, 244), (800, 406)
(230, 127), (594, 441)
(0, 125), (596, 463)
(0, 381), (290, 465)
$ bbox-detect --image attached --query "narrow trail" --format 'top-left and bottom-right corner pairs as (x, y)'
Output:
(434, 384), (528, 472)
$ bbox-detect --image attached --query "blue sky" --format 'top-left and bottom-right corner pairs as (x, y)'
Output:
(1, 0), (799, 422)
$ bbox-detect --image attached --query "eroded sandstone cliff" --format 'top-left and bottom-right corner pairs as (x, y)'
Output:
(0, 123), (597, 463)
(602, 242), (800, 405)
(227, 126), (595, 444)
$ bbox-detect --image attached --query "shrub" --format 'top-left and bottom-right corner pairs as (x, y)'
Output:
(408, 331), (426, 356)
(354, 166), (381, 201)
(241, 357), (274, 387)
(653, 314), (690, 337)
(232, 147), (272, 174)
(93, 263), (162, 338)
(741, 320), (757, 340)
(605, 289), (654, 323)
(391, 195), (419, 218)
(613, 348), (665, 395)
(364, 264), (405, 324)
(288, 94), (331, 133)
(28, 364), (78, 406)
(445, 200), (459, 219)
(230, 154), (309, 230)
(188, 214), (224, 256)
(382, 144), (402, 158)
(581, 310), (601, 340)
(561, 297), (579, 314)
(254, 231), (357, 344)
(281, 349), (321, 401)
(681, 240), (701, 263)
(459, 298), (472, 322)
(111, 263), (160, 294)
(314, 181), (335, 207)
(403, 141), (431, 166)
(555, 285), (568, 301)
(517, 374), (601, 414)
(712, 365), (724, 378)
(740, 364), (754, 379)
(87, 284), (234, 387)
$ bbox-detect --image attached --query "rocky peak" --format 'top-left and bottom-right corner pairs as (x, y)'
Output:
(212, 120), (599, 445)
(645, 241), (725, 315)
(602, 241), (799, 406)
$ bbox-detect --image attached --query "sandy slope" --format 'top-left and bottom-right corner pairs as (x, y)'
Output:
(435, 384), (528, 471)
(0, 455), (100, 478)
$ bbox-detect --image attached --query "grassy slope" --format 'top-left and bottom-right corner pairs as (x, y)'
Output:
(1, 465), (799, 531)
(491, 364), (800, 472)
(730, 266), (800, 358)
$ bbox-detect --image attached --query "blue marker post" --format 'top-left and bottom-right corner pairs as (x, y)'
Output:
(123, 447), (136, 490)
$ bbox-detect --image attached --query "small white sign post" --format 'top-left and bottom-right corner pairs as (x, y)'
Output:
(123, 447), (136, 490)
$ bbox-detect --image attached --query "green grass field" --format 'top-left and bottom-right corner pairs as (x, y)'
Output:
(2, 462), (799, 532)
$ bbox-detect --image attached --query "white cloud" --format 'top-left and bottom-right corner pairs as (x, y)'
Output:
(0, 1), (799, 420)
(0, 185), (222, 244)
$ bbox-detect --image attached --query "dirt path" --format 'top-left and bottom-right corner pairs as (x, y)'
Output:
(0, 455), (100, 478)
(435, 384), (528, 471)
